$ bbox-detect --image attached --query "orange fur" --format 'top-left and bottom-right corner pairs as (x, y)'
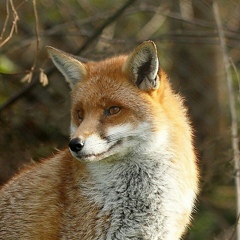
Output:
(0, 41), (198, 239)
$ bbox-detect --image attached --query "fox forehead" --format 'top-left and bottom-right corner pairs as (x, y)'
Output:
(71, 57), (151, 110)
(72, 77), (136, 109)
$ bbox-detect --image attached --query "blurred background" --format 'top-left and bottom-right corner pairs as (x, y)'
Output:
(0, 0), (239, 239)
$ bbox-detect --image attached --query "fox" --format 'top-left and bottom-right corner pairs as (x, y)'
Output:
(0, 41), (198, 240)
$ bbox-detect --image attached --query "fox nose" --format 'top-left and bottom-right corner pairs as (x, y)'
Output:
(69, 138), (84, 153)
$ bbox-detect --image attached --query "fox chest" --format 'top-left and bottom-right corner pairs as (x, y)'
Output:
(62, 162), (176, 240)
(61, 178), (165, 240)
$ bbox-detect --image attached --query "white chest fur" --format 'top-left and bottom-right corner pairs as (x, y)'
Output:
(86, 151), (187, 240)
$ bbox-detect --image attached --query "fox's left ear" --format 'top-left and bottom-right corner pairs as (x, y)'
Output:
(46, 46), (87, 89)
(123, 41), (160, 91)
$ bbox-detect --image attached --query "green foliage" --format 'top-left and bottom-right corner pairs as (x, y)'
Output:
(0, 55), (18, 73)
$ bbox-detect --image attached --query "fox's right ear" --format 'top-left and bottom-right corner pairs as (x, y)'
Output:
(123, 41), (160, 91)
(46, 46), (87, 89)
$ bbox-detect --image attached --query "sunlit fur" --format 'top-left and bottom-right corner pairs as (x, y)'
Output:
(0, 41), (198, 240)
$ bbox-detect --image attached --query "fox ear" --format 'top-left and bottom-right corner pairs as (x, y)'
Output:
(123, 41), (160, 90)
(46, 46), (87, 89)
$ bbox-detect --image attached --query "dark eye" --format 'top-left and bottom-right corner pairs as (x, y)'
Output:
(106, 106), (121, 116)
(77, 110), (83, 121)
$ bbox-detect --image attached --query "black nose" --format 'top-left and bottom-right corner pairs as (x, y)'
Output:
(69, 138), (84, 153)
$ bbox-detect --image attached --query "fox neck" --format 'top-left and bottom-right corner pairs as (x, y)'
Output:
(85, 150), (180, 240)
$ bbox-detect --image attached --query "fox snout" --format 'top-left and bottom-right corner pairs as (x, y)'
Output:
(68, 134), (116, 162)
(69, 138), (84, 153)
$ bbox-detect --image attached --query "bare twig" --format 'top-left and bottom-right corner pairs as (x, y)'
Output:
(136, 4), (169, 40)
(32, 0), (40, 70)
(21, 0), (41, 84)
(75, 0), (137, 54)
(213, 1), (240, 240)
(127, 5), (215, 29)
(0, 0), (19, 48)
(0, 0), (137, 112)
(0, 0), (10, 41)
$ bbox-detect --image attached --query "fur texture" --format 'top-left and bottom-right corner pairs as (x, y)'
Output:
(0, 41), (198, 239)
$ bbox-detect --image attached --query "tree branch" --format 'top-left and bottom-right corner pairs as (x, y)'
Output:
(0, 0), (19, 48)
(213, 2), (240, 240)
(75, 0), (137, 54)
(0, 0), (137, 112)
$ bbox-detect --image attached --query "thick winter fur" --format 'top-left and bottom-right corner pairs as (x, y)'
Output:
(0, 41), (198, 239)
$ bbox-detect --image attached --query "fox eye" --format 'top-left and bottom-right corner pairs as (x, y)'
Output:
(106, 106), (121, 116)
(77, 110), (83, 121)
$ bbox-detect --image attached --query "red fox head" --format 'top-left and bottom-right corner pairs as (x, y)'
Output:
(47, 41), (171, 162)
